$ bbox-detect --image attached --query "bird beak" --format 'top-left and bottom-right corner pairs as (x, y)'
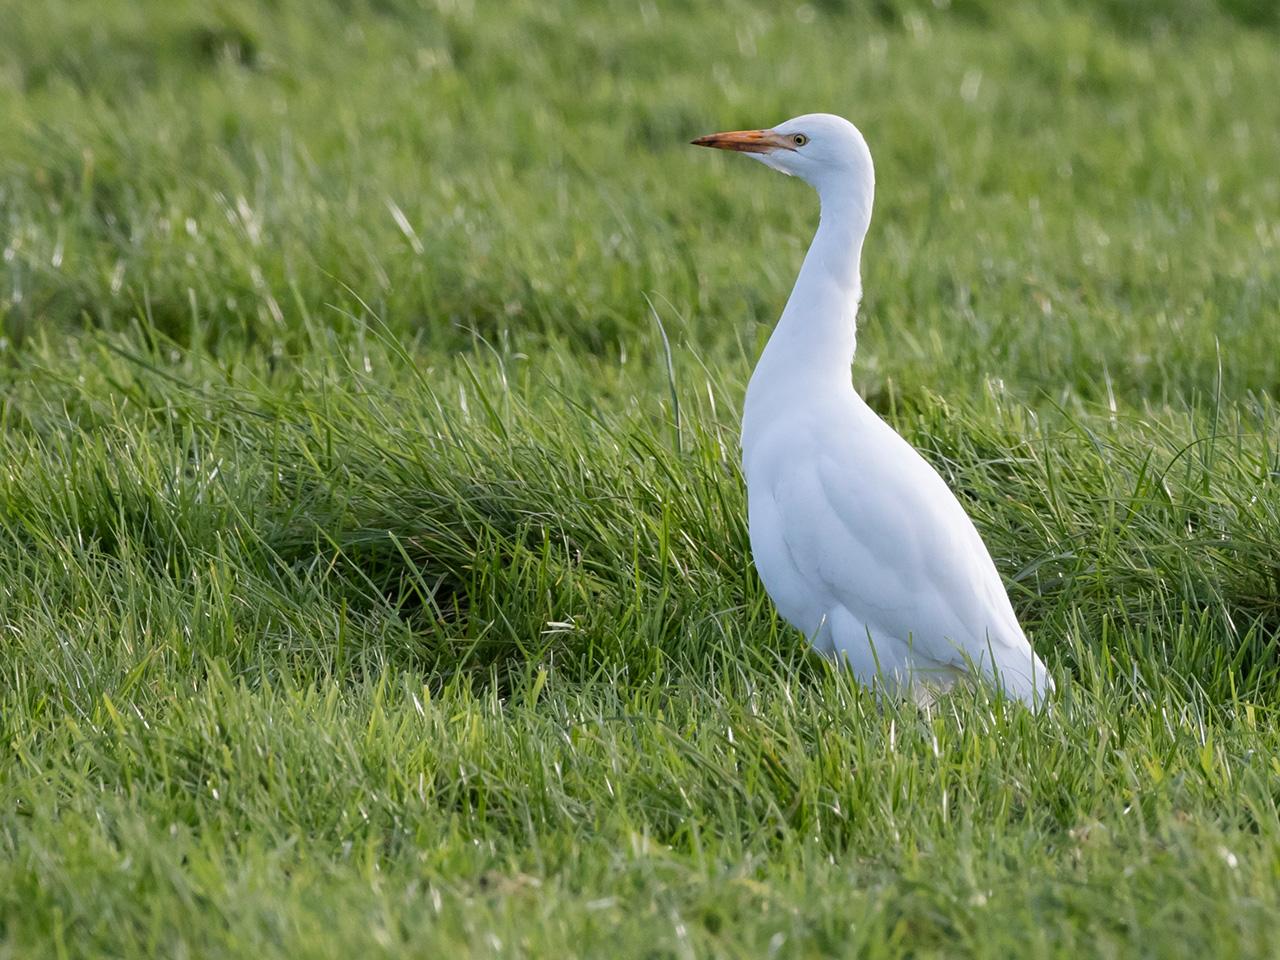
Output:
(690, 129), (788, 154)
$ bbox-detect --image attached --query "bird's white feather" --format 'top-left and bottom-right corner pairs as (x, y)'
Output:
(745, 389), (1049, 701)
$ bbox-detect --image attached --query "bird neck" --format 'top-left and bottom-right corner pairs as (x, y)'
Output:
(748, 179), (872, 405)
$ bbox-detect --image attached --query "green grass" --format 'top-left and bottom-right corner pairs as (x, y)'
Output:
(2, 0), (1280, 956)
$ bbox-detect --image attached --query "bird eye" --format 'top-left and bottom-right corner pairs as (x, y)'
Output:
(792, 134), (808, 147)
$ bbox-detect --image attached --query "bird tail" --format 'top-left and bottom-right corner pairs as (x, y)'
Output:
(987, 645), (1054, 710)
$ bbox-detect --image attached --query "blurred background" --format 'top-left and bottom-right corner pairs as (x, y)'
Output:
(3, 0), (1278, 401)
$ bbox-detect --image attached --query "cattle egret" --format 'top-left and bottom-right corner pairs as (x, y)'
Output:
(692, 113), (1052, 706)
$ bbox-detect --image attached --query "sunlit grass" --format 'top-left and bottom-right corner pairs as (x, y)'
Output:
(2, 0), (1279, 956)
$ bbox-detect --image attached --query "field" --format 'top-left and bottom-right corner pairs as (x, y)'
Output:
(2, 0), (1280, 956)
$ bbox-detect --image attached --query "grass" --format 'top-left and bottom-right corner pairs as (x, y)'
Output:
(2, 0), (1279, 956)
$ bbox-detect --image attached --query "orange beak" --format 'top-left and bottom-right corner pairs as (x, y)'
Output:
(690, 129), (790, 154)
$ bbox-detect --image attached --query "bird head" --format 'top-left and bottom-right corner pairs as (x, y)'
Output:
(691, 113), (874, 199)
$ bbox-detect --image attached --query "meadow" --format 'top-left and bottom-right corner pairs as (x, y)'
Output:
(2, 0), (1279, 956)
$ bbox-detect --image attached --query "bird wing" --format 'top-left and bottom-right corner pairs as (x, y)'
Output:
(757, 405), (1033, 678)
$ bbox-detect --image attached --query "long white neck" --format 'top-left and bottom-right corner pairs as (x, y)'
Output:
(744, 177), (872, 416)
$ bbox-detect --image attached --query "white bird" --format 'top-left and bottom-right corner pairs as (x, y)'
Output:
(692, 114), (1052, 707)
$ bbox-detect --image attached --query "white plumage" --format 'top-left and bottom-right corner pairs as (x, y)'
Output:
(693, 113), (1052, 706)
